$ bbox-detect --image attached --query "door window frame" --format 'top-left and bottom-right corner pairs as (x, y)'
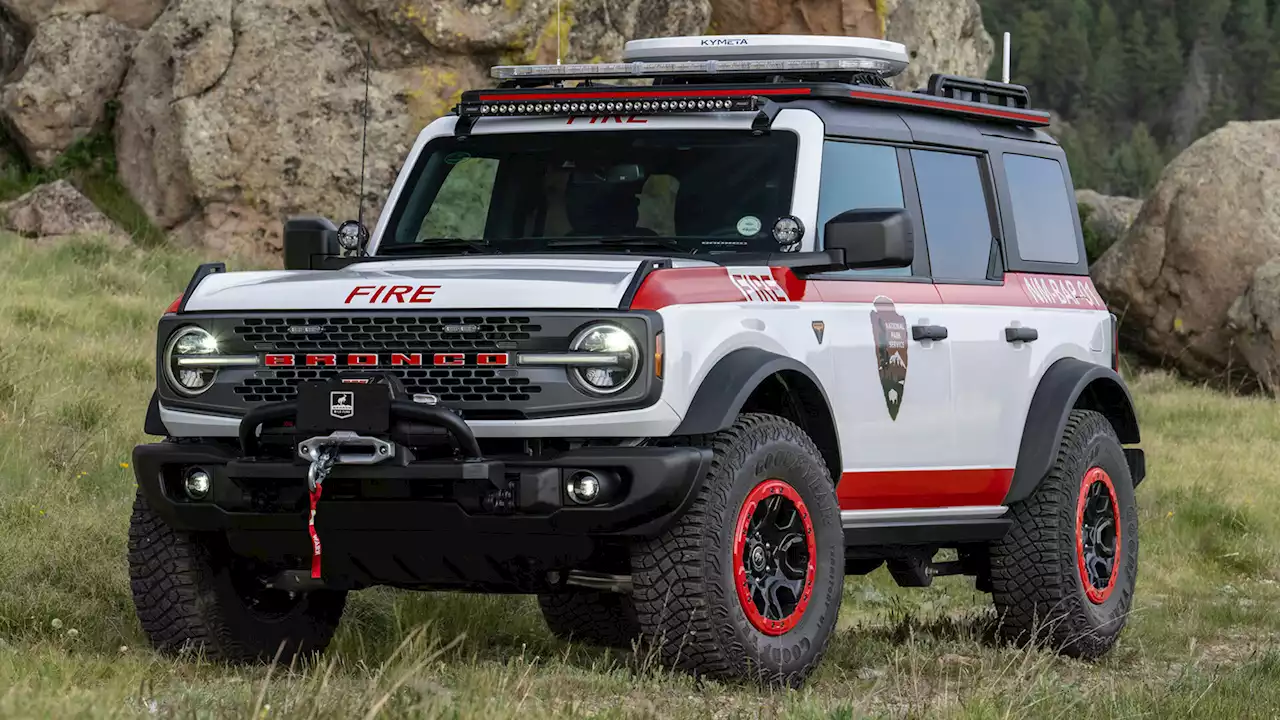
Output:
(987, 137), (1090, 277)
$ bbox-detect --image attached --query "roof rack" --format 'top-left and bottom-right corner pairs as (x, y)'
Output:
(452, 35), (1052, 136)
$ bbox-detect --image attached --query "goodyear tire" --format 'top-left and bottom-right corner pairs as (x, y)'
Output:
(990, 409), (1138, 659)
(630, 414), (843, 687)
(128, 491), (346, 662)
(537, 591), (640, 649)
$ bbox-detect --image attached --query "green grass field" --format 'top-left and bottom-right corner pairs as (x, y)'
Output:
(2, 233), (1280, 718)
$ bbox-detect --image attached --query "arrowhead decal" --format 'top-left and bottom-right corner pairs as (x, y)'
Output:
(811, 320), (825, 344)
(869, 297), (908, 420)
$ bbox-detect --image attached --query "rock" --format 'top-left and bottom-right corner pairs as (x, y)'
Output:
(0, 0), (164, 30)
(1076, 189), (1141, 259)
(0, 179), (127, 242)
(0, 13), (138, 167)
(1228, 260), (1280, 392)
(0, 7), (26, 79)
(884, 0), (993, 92)
(709, 0), (880, 37)
(117, 0), (710, 258)
(1093, 121), (1280, 383)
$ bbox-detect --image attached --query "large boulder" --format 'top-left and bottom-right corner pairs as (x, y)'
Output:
(1229, 260), (1280, 392)
(884, 0), (993, 91)
(709, 0), (881, 37)
(1093, 121), (1280, 382)
(1076, 189), (1141, 259)
(0, 13), (137, 167)
(116, 0), (711, 258)
(0, 179), (128, 243)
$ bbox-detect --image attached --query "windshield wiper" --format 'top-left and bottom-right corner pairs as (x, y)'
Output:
(381, 238), (499, 255)
(545, 236), (691, 253)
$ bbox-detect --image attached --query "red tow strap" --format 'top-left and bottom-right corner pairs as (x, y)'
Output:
(308, 484), (324, 579)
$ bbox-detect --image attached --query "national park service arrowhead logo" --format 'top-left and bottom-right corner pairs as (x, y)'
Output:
(870, 297), (908, 420)
(811, 320), (825, 344)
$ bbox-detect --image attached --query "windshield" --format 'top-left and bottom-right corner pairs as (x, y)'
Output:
(378, 130), (799, 256)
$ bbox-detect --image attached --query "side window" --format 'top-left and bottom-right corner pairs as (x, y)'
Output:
(417, 157), (500, 241)
(1004, 154), (1080, 264)
(816, 141), (909, 277)
(911, 149), (999, 282)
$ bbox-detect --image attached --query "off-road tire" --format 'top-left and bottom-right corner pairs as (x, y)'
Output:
(537, 591), (640, 649)
(990, 409), (1139, 659)
(630, 413), (843, 687)
(128, 491), (347, 662)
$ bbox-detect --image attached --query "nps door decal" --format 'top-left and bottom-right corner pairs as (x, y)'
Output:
(870, 297), (908, 420)
(811, 320), (825, 344)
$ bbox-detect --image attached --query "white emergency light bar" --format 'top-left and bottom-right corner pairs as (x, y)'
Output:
(491, 34), (910, 82)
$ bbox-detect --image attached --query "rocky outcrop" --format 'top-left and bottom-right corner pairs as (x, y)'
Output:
(1076, 189), (1141, 259)
(884, 0), (993, 91)
(1229, 260), (1280, 393)
(1093, 121), (1280, 383)
(0, 0), (164, 29)
(0, 13), (137, 167)
(0, 179), (127, 242)
(709, 0), (880, 37)
(0, 7), (25, 79)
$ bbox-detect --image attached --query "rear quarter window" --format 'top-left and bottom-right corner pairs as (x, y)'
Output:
(1004, 154), (1080, 265)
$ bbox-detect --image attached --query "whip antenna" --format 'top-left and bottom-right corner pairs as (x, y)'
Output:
(1001, 32), (1011, 83)
(358, 41), (372, 225)
(556, 0), (562, 65)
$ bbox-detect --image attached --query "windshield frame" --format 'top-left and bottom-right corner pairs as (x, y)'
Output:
(368, 111), (824, 257)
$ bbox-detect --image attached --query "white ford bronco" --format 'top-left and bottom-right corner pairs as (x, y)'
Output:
(129, 35), (1145, 686)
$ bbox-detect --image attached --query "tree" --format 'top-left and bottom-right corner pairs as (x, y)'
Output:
(1109, 123), (1165, 197)
(1147, 18), (1185, 126)
(1125, 11), (1154, 116)
(1229, 0), (1272, 116)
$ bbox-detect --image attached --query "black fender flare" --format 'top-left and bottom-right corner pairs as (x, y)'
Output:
(1005, 357), (1142, 505)
(144, 391), (169, 437)
(673, 347), (835, 436)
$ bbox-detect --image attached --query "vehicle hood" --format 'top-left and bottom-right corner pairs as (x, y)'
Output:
(181, 256), (685, 312)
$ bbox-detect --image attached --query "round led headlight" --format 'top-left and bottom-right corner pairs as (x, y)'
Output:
(569, 323), (640, 395)
(164, 326), (219, 396)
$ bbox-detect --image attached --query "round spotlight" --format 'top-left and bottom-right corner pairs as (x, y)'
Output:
(184, 468), (212, 500)
(566, 471), (602, 505)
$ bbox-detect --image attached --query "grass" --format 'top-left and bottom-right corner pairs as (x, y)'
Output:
(2, 232), (1280, 718)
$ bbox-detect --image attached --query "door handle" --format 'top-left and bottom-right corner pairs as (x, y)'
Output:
(911, 325), (948, 342)
(1005, 326), (1039, 343)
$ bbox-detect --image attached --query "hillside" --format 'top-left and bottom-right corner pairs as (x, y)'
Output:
(982, 0), (1280, 196)
(2, 234), (1280, 716)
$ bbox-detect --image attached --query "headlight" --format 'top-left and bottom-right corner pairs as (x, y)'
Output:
(569, 323), (640, 395)
(164, 326), (219, 396)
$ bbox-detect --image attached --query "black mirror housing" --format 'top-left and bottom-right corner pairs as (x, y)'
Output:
(822, 209), (914, 270)
(283, 216), (341, 270)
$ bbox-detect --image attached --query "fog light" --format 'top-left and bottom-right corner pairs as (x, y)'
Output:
(566, 471), (602, 505)
(184, 468), (212, 500)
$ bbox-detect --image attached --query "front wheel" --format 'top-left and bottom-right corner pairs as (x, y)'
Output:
(989, 409), (1139, 659)
(128, 491), (347, 662)
(630, 414), (843, 687)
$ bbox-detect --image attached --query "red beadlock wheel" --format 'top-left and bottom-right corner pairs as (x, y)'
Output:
(732, 478), (817, 635)
(1076, 467), (1121, 604)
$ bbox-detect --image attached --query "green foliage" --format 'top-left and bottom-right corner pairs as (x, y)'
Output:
(983, 0), (1280, 197)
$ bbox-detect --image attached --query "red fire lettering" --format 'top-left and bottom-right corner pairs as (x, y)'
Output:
(409, 285), (438, 304)
(306, 354), (337, 366)
(391, 353), (423, 366)
(434, 353), (465, 366)
(477, 353), (510, 366)
(369, 285), (387, 303)
(348, 353), (378, 366)
(265, 354), (294, 367)
(382, 285), (412, 304)
(344, 286), (376, 304)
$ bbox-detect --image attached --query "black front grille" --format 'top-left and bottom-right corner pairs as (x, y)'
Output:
(229, 315), (553, 406)
(235, 367), (540, 405)
(233, 315), (543, 352)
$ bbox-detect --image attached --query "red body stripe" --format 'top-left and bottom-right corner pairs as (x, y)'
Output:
(837, 468), (1014, 510)
(628, 268), (1105, 311)
(479, 87), (811, 102)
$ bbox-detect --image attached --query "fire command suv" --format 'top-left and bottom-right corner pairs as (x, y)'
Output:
(129, 34), (1145, 687)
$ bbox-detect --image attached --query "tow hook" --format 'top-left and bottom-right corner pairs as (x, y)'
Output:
(297, 432), (397, 579)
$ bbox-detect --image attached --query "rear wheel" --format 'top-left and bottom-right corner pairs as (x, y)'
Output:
(128, 491), (346, 662)
(537, 591), (640, 649)
(989, 409), (1138, 659)
(630, 414), (843, 687)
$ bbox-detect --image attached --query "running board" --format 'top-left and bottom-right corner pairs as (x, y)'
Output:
(842, 506), (1010, 547)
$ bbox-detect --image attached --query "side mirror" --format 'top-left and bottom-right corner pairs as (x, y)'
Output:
(823, 209), (914, 270)
(283, 216), (340, 270)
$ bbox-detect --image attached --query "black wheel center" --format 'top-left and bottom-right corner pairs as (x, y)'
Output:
(741, 494), (811, 622)
(1080, 478), (1119, 595)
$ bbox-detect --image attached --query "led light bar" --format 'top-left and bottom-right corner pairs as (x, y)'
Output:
(457, 87), (784, 119)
